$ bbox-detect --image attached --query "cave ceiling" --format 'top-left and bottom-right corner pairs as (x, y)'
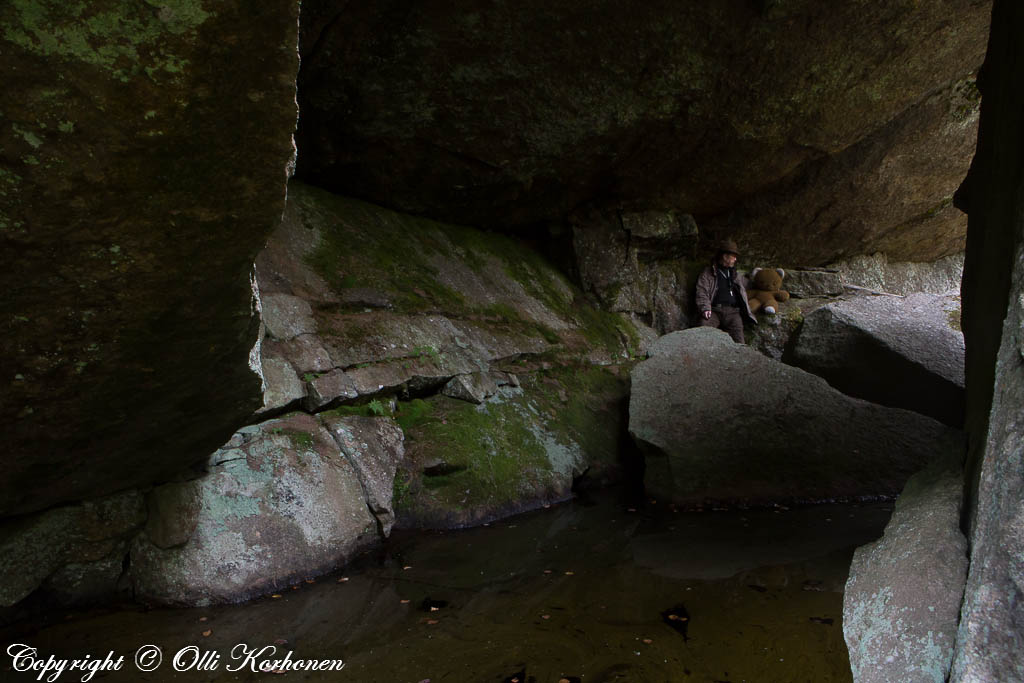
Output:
(296, 0), (991, 264)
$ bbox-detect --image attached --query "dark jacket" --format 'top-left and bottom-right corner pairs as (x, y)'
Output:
(695, 264), (757, 325)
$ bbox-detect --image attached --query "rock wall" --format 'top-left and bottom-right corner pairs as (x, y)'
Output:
(256, 182), (640, 529)
(0, 1), (301, 516)
(950, 0), (1024, 678)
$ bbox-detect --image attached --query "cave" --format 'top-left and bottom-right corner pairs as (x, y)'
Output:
(1, 1), (1021, 680)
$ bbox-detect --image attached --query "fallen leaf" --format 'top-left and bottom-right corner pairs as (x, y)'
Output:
(270, 669), (286, 675)
(426, 619), (439, 625)
(337, 577), (349, 583)
(403, 566), (413, 571)
(564, 571), (575, 576)
(202, 630), (212, 637)
(642, 639), (653, 644)
(668, 614), (679, 621)
(541, 614), (551, 620)
(400, 599), (411, 604)
(305, 579), (315, 584)
(198, 617), (208, 622)
(292, 586), (299, 590)
(430, 606), (439, 612)
(271, 594), (282, 599)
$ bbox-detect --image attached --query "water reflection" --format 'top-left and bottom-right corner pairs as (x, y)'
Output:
(2, 492), (892, 683)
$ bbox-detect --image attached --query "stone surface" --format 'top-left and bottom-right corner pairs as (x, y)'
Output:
(630, 328), (964, 506)
(397, 364), (631, 528)
(131, 413), (379, 606)
(0, 0), (301, 516)
(789, 293), (965, 426)
(950, 3), (1024, 676)
(0, 491), (145, 606)
(832, 253), (965, 296)
(442, 372), (500, 404)
(296, 0), (987, 264)
(784, 270), (845, 298)
(305, 369), (358, 411)
(843, 454), (968, 683)
(571, 206), (694, 334)
(254, 182), (646, 413)
(259, 357), (306, 414)
(321, 415), (405, 536)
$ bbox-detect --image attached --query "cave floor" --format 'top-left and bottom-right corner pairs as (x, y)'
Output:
(3, 492), (893, 683)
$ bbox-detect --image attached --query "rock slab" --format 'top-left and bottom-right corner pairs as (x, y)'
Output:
(629, 327), (963, 506)
(843, 454), (968, 683)
(131, 413), (402, 606)
(789, 293), (965, 426)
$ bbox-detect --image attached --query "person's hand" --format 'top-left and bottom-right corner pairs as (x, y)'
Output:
(703, 310), (712, 320)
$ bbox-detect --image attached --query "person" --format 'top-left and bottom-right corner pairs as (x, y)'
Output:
(694, 238), (757, 343)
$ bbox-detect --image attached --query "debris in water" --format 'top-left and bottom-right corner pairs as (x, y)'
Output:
(420, 598), (448, 612)
(661, 604), (691, 641)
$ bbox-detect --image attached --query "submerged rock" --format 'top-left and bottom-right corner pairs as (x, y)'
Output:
(132, 413), (391, 606)
(843, 453), (968, 683)
(629, 328), (963, 506)
(789, 293), (965, 426)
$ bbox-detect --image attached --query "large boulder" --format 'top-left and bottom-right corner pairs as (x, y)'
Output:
(843, 454), (968, 683)
(0, 1), (300, 516)
(629, 328), (963, 506)
(788, 293), (965, 426)
(295, 0), (988, 264)
(131, 413), (398, 606)
(950, 2), (1024, 676)
(0, 491), (145, 607)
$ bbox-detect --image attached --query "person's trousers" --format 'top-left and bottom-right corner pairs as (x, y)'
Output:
(700, 305), (745, 343)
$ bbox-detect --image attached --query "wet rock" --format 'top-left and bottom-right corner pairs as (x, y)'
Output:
(630, 328), (963, 506)
(322, 415), (405, 536)
(789, 293), (965, 426)
(442, 372), (500, 404)
(131, 414), (378, 606)
(0, 0), (300, 516)
(843, 454), (967, 683)
(0, 491), (145, 606)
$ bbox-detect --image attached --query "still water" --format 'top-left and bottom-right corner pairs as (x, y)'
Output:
(3, 492), (892, 683)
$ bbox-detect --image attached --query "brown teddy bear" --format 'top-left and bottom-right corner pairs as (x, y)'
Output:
(746, 267), (790, 314)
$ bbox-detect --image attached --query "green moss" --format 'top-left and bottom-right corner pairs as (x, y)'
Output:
(397, 395), (554, 512)
(947, 308), (962, 332)
(3, 0), (212, 83)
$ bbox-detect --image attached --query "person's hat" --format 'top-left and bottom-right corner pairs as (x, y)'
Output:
(716, 238), (740, 256)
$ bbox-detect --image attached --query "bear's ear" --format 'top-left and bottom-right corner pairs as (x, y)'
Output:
(776, 268), (785, 279)
(751, 267), (762, 278)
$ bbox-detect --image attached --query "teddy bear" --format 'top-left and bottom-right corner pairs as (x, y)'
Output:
(746, 267), (790, 314)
